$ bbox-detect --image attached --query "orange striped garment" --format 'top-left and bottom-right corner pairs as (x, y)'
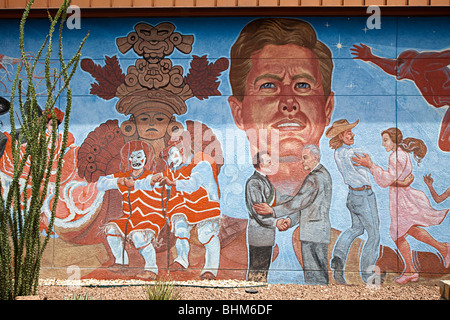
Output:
(165, 152), (221, 227)
(107, 170), (167, 238)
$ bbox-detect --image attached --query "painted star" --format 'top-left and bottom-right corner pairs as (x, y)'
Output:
(334, 34), (347, 55)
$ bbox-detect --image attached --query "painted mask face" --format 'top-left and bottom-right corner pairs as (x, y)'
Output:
(129, 149), (147, 170)
(168, 146), (183, 168)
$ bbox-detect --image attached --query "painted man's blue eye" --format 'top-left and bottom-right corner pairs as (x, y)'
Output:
(260, 82), (276, 89)
(295, 82), (311, 89)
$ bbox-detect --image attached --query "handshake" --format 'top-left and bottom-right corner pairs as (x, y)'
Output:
(276, 218), (291, 232)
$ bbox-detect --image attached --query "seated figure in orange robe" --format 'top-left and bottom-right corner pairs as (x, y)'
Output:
(158, 136), (221, 280)
(98, 140), (165, 279)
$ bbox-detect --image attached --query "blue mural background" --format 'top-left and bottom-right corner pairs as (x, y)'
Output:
(0, 15), (449, 284)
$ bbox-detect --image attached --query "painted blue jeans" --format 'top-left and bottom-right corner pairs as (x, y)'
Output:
(332, 188), (380, 283)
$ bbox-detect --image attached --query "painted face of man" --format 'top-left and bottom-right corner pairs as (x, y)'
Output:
(168, 146), (183, 168)
(301, 148), (318, 172)
(339, 129), (355, 146)
(258, 153), (274, 175)
(229, 44), (334, 162)
(129, 149), (147, 170)
(134, 110), (171, 141)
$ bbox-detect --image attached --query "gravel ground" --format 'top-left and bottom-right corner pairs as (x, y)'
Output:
(35, 279), (443, 300)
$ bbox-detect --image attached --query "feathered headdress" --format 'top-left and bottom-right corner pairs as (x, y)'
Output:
(80, 22), (229, 118)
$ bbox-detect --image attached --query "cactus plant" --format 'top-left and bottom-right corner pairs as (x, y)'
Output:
(0, 0), (88, 300)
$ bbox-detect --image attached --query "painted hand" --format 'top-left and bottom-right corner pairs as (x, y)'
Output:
(160, 176), (176, 187)
(352, 153), (373, 168)
(124, 177), (135, 188)
(150, 173), (163, 186)
(252, 203), (273, 215)
(423, 173), (434, 187)
(117, 177), (126, 186)
(276, 218), (290, 231)
(350, 43), (374, 61)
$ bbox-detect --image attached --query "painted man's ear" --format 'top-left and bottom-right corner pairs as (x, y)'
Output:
(228, 96), (245, 131)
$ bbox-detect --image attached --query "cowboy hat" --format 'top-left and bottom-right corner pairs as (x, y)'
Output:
(325, 119), (359, 138)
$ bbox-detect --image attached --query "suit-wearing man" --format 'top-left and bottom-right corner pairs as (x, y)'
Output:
(245, 151), (286, 282)
(253, 145), (332, 285)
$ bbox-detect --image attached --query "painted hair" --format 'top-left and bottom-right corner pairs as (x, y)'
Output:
(119, 140), (155, 172)
(303, 144), (321, 162)
(381, 128), (427, 164)
(229, 18), (333, 101)
(329, 135), (344, 150)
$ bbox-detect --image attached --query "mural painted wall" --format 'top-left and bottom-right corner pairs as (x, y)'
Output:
(0, 15), (449, 285)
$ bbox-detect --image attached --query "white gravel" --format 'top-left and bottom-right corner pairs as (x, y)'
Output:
(35, 278), (443, 300)
(39, 278), (267, 288)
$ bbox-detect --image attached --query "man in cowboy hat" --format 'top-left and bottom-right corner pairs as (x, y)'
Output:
(325, 119), (380, 285)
